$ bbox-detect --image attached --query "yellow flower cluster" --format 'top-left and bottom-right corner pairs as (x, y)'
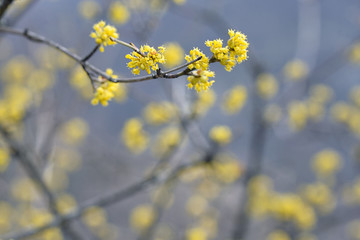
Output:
(143, 101), (177, 125)
(300, 182), (335, 213)
(283, 59), (309, 81)
(152, 127), (181, 157)
(163, 42), (184, 69)
(185, 48), (209, 71)
(256, 73), (278, 99)
(311, 149), (342, 178)
(267, 230), (290, 240)
(130, 204), (156, 233)
(91, 68), (126, 106)
(288, 101), (308, 131)
(108, 1), (130, 25)
(186, 227), (207, 240)
(187, 69), (215, 92)
(222, 85), (247, 114)
(192, 89), (216, 116)
(121, 118), (149, 154)
(206, 29), (249, 71)
(90, 21), (118, 52)
(247, 175), (316, 231)
(60, 118), (89, 145)
(209, 125), (232, 145)
(126, 45), (166, 75)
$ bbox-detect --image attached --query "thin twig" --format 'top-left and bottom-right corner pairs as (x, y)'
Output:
(1, 159), (203, 240)
(0, 26), (202, 84)
(0, 0), (14, 20)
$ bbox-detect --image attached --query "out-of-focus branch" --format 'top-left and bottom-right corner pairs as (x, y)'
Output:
(0, 0), (14, 20)
(0, 126), (82, 240)
(1, 159), (204, 240)
(0, 26), (202, 84)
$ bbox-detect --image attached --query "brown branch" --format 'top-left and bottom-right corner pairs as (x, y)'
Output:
(0, 26), (202, 84)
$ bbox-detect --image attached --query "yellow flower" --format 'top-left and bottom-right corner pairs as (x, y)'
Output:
(185, 48), (209, 71)
(78, 0), (100, 20)
(331, 101), (351, 123)
(283, 59), (309, 81)
(310, 84), (333, 104)
(222, 85), (247, 114)
(205, 39), (231, 70)
(82, 206), (107, 228)
(126, 45), (166, 75)
(227, 29), (249, 64)
(186, 195), (208, 217)
(152, 126), (181, 157)
(69, 66), (93, 99)
(143, 101), (177, 125)
(121, 118), (149, 154)
(11, 178), (38, 202)
(90, 20), (118, 52)
(312, 149), (342, 177)
(186, 227), (207, 240)
(130, 204), (156, 233)
(173, 0), (186, 5)
(212, 154), (243, 183)
(163, 42), (184, 69)
(209, 125), (232, 145)
(187, 69), (215, 92)
(60, 118), (89, 145)
(108, 1), (130, 24)
(288, 101), (308, 131)
(349, 43), (360, 64)
(256, 73), (278, 99)
(301, 182), (335, 213)
(91, 68), (126, 106)
(192, 89), (216, 115)
(56, 194), (77, 215)
(267, 230), (290, 240)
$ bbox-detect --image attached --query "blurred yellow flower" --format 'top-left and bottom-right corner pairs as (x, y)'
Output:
(163, 42), (184, 69)
(312, 149), (342, 177)
(209, 125), (232, 145)
(109, 1), (130, 24)
(267, 230), (290, 240)
(130, 204), (156, 233)
(222, 85), (247, 114)
(186, 227), (207, 240)
(60, 118), (89, 145)
(78, 0), (100, 20)
(143, 101), (177, 125)
(256, 73), (278, 99)
(82, 206), (107, 228)
(283, 59), (309, 81)
(121, 118), (149, 154)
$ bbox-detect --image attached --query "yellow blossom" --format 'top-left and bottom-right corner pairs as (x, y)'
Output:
(173, 0), (186, 5)
(227, 29), (249, 64)
(90, 20), (118, 52)
(186, 227), (207, 240)
(222, 85), (247, 114)
(349, 43), (360, 64)
(1, 55), (33, 83)
(121, 118), (149, 154)
(312, 149), (342, 177)
(78, 0), (100, 20)
(91, 68), (126, 106)
(130, 204), (156, 233)
(331, 101), (351, 123)
(163, 42), (184, 68)
(192, 89), (216, 115)
(69, 66), (93, 99)
(60, 118), (89, 145)
(126, 45), (166, 74)
(187, 69), (215, 92)
(143, 101), (177, 125)
(267, 230), (290, 240)
(205, 39), (232, 70)
(185, 48), (209, 71)
(56, 194), (77, 215)
(212, 154), (243, 183)
(11, 178), (38, 202)
(310, 84), (333, 104)
(186, 195), (208, 217)
(256, 73), (278, 99)
(209, 125), (232, 145)
(27, 69), (55, 92)
(283, 59), (309, 81)
(288, 101), (308, 131)
(152, 126), (181, 157)
(300, 182), (335, 213)
(108, 1), (130, 24)
(82, 206), (107, 228)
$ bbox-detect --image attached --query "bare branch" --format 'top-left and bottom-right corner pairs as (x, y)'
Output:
(0, 0), (14, 20)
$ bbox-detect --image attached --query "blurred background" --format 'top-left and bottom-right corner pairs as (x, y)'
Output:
(1, 0), (360, 239)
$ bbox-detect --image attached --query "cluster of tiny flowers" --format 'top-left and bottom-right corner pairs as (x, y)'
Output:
(206, 29), (248, 71)
(187, 69), (215, 93)
(126, 45), (166, 75)
(90, 21), (118, 52)
(91, 69), (119, 106)
(185, 48), (214, 92)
